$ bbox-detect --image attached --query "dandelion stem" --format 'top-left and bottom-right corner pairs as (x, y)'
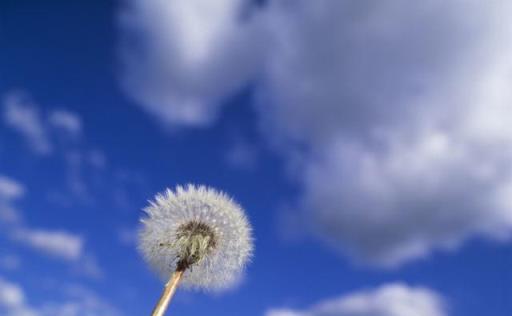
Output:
(150, 269), (184, 316)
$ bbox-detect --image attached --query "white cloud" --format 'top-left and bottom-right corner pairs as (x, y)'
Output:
(0, 278), (121, 316)
(0, 176), (25, 225)
(73, 254), (103, 279)
(48, 110), (82, 135)
(63, 151), (91, 201)
(37, 284), (122, 316)
(0, 277), (37, 316)
(2, 92), (52, 155)
(0, 175), (102, 276)
(119, 0), (265, 127)
(266, 283), (446, 316)
(117, 226), (137, 246)
(0, 278), (25, 308)
(12, 229), (84, 261)
(9, 227), (104, 278)
(2, 92), (84, 154)
(258, 0), (512, 266)
(0, 176), (25, 200)
(1, 91), (140, 207)
(257, 0), (507, 145)
(118, 0), (512, 266)
(1, 91), (107, 202)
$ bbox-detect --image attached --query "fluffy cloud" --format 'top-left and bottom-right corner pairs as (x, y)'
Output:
(120, 0), (512, 266)
(259, 0), (512, 266)
(266, 283), (446, 316)
(12, 229), (84, 261)
(258, 0), (511, 144)
(119, 0), (265, 127)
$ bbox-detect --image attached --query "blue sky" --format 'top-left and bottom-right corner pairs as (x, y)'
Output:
(0, 1), (511, 316)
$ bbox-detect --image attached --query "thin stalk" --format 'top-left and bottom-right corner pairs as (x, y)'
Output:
(151, 269), (185, 316)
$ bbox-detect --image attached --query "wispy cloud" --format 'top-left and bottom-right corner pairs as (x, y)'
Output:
(117, 226), (137, 246)
(0, 175), (103, 278)
(11, 229), (84, 261)
(0, 175), (84, 260)
(0, 277), (25, 309)
(72, 254), (104, 279)
(0, 277), (121, 316)
(2, 91), (84, 155)
(1, 90), (145, 208)
(2, 92), (52, 155)
(266, 283), (447, 316)
(224, 138), (259, 170)
(9, 227), (103, 279)
(48, 109), (82, 136)
(0, 175), (25, 225)
(0, 176), (25, 200)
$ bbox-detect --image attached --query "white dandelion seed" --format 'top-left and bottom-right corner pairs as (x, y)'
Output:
(138, 184), (253, 316)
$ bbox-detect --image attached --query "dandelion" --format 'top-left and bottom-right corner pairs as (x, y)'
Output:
(138, 185), (253, 316)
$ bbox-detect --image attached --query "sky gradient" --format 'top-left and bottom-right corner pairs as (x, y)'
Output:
(0, 1), (511, 316)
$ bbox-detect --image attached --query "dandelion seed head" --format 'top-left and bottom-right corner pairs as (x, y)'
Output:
(138, 184), (253, 290)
